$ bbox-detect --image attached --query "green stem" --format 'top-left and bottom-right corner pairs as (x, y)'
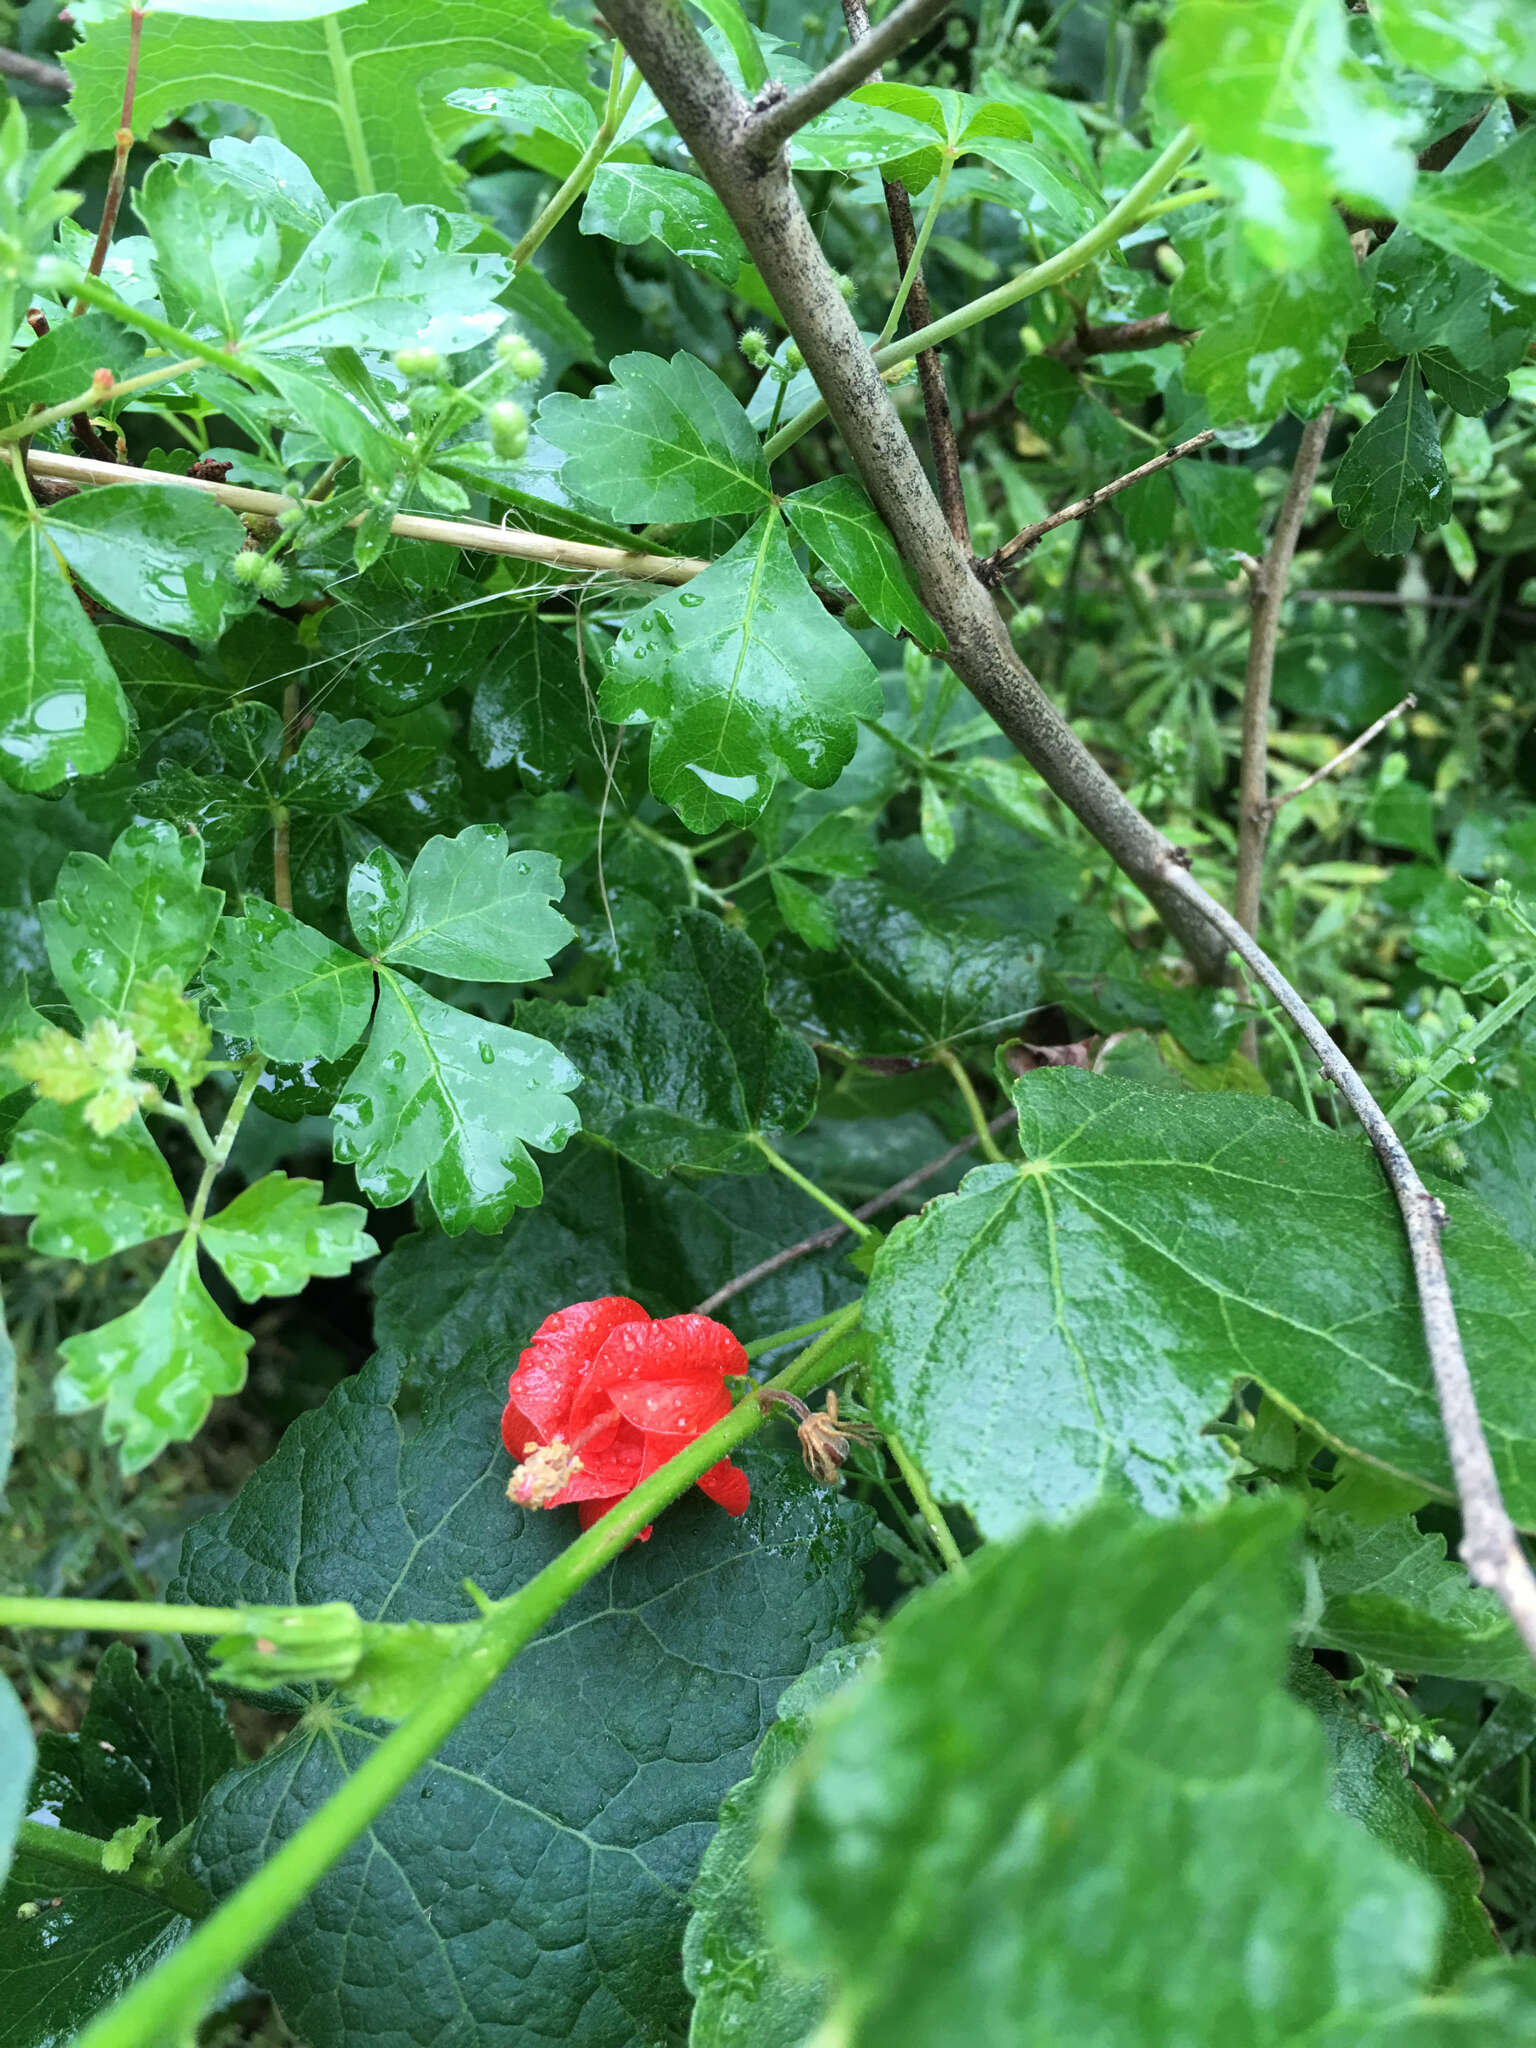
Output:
(1388, 968), (1536, 1123)
(764, 125), (1200, 463)
(69, 1305), (862, 2048)
(933, 1045), (1007, 1163)
(187, 1059), (265, 1228)
(743, 1306), (850, 1360)
(323, 11), (374, 194)
(15, 1820), (209, 1921)
(0, 355), (207, 447)
(885, 1429), (967, 1575)
(0, 1597), (248, 1634)
(754, 1137), (877, 1239)
(510, 55), (643, 269)
(874, 153), (953, 349)
(63, 274), (254, 380)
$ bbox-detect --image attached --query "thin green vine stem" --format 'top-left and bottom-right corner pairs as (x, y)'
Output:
(62, 273), (253, 379)
(754, 1136), (877, 1240)
(0, 1596), (248, 1634)
(509, 52), (643, 269)
(1388, 967), (1536, 1123)
(763, 124), (1200, 463)
(0, 355), (206, 447)
(884, 1428), (968, 1576)
(187, 1058), (265, 1229)
(933, 1044), (1007, 1164)
(874, 153), (954, 349)
(68, 1303), (863, 2048)
(15, 1820), (210, 1921)
(743, 1306), (849, 1359)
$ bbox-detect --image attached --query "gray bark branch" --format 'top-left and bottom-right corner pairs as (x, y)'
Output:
(745, 0), (952, 159)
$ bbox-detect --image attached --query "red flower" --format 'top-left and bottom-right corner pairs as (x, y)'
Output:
(501, 1297), (751, 1538)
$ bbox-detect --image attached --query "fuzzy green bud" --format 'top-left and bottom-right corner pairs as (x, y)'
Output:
(498, 336), (545, 382)
(253, 557), (288, 598)
(232, 548), (265, 585)
(785, 342), (805, 374)
(1433, 1138), (1467, 1174)
(1457, 1090), (1491, 1123)
(393, 345), (442, 379)
(739, 329), (771, 368)
(488, 399), (529, 460)
(210, 1602), (366, 1692)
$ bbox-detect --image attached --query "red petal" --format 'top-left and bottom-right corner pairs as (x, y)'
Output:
(571, 1314), (746, 1431)
(606, 1376), (733, 1437)
(697, 1458), (751, 1516)
(505, 1297), (648, 1438)
(500, 1397), (538, 1457)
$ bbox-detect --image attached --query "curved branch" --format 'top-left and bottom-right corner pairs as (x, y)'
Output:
(980, 429), (1216, 584)
(745, 0), (952, 158)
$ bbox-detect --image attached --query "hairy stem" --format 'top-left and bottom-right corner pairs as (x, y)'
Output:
(0, 1596), (249, 1634)
(0, 358), (206, 447)
(186, 1059), (265, 1229)
(68, 1307), (864, 2048)
(63, 275), (253, 379)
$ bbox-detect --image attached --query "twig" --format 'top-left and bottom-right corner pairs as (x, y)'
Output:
(24, 451), (709, 584)
(0, 46), (71, 95)
(694, 1113), (1014, 1315)
(75, 8), (142, 308)
(1266, 694), (1414, 816)
(1161, 863), (1536, 1666)
(745, 0), (952, 159)
(1048, 310), (1193, 368)
(1233, 408), (1333, 941)
(979, 429), (1216, 584)
(840, 0), (968, 548)
(1157, 584), (1536, 628)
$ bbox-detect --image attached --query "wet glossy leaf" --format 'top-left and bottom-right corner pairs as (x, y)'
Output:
(603, 510), (882, 832)
(1334, 363), (1453, 557)
(278, 713), (380, 814)
(332, 972), (580, 1233)
(0, 517), (131, 793)
(318, 587), (500, 716)
(205, 899), (377, 1063)
(783, 478), (943, 650)
(526, 911), (818, 1175)
(1309, 1511), (1536, 1689)
(764, 1498), (1461, 2045)
(258, 358), (405, 485)
(69, 0), (592, 209)
(42, 821), (223, 1026)
(173, 1348), (874, 2048)
(539, 350), (771, 522)
(45, 484), (253, 642)
(864, 1069), (1536, 1537)
(345, 844), (407, 955)
(468, 615), (597, 791)
(136, 151), (284, 334)
(582, 163), (747, 285)
(0, 1101), (184, 1262)
(1406, 126), (1536, 296)
(451, 83), (599, 163)
(380, 823), (574, 979)
(56, 1235), (251, 1472)
(242, 194), (511, 355)
(1372, 0), (1536, 91)
(0, 307), (144, 409)
(201, 1173), (376, 1302)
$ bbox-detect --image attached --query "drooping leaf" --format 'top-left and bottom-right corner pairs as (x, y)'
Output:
(0, 517), (131, 793)
(782, 478), (943, 650)
(538, 351), (772, 523)
(204, 899), (377, 1063)
(44, 484), (253, 642)
(683, 1644), (875, 2048)
(0, 1101), (184, 1262)
(1406, 126), (1536, 297)
(1308, 1511), (1536, 1690)
(602, 510), (882, 832)
(258, 358), (406, 484)
(331, 972), (580, 1234)
(1334, 363), (1453, 557)
(1372, 0), (1536, 91)
(201, 1174), (377, 1301)
(863, 1069), (1536, 1538)
(172, 1347), (874, 2048)
(581, 163), (747, 286)
(468, 613), (597, 791)
(762, 1498), (1466, 2045)
(525, 911), (819, 1176)
(135, 151), (285, 335)
(42, 822), (223, 1026)
(68, 0), (593, 209)
(56, 1235), (252, 1472)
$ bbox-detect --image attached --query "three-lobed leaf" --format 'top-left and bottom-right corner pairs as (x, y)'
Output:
(42, 821), (222, 1026)
(782, 478), (943, 650)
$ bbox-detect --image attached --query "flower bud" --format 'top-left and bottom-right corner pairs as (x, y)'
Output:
(497, 335), (545, 381)
(393, 345), (442, 379)
(231, 549), (266, 585)
(739, 329), (771, 368)
(488, 399), (529, 459)
(210, 1602), (366, 1692)
(1457, 1090), (1491, 1122)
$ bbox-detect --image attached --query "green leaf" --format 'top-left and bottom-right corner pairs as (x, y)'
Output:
(1372, 0), (1536, 91)
(1293, 1658), (1500, 1982)
(1309, 1511), (1536, 1689)
(258, 358), (405, 485)
(1335, 363), (1453, 557)
(1179, 218), (1365, 425)
(763, 1498), (1465, 2044)
(864, 1069), (1536, 1538)
(683, 1644), (874, 2048)
(689, 0), (767, 92)
(44, 484), (253, 642)
(242, 194), (511, 354)
(539, 350), (771, 523)
(136, 152), (284, 335)
(1406, 125), (1536, 295)
(0, 1292), (13, 1503)
(0, 1101), (185, 1261)
(1154, 0), (1417, 266)
(332, 971), (580, 1233)
(205, 899), (377, 1063)
(0, 308), (144, 409)
(278, 711), (381, 814)
(1173, 460), (1263, 557)
(525, 910), (819, 1175)
(0, 517), (131, 792)
(68, 0), (592, 210)
(173, 1347), (873, 2048)
(782, 478), (943, 651)
(56, 1235), (252, 1471)
(201, 1173), (377, 1301)
(1461, 1050), (1536, 1260)
(43, 822), (223, 1026)
(468, 613), (597, 791)
(380, 823), (574, 979)
(581, 163), (747, 286)
(0, 1674), (31, 1882)
(346, 843), (406, 954)
(790, 102), (941, 174)
(603, 510), (882, 832)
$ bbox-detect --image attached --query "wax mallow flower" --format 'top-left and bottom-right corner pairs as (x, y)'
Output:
(501, 1297), (751, 1538)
